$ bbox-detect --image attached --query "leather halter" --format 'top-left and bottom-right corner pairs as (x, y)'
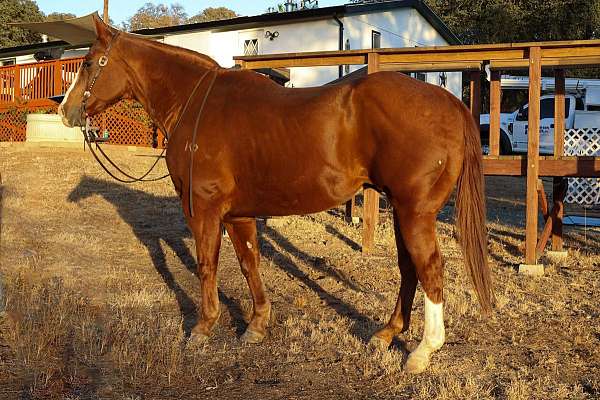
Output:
(82, 32), (120, 114)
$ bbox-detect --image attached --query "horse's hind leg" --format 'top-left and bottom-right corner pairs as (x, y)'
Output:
(369, 210), (417, 350)
(395, 210), (446, 374)
(224, 218), (271, 343)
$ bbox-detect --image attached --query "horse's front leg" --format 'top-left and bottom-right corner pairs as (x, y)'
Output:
(186, 211), (222, 343)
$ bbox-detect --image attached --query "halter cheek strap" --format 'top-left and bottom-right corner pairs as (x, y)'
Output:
(82, 32), (120, 114)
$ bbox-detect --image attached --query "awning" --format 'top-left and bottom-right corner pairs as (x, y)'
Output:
(9, 12), (162, 46)
(10, 13), (99, 45)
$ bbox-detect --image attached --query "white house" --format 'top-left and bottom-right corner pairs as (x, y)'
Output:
(0, 0), (462, 97)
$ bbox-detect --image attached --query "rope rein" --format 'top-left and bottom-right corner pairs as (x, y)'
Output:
(80, 32), (220, 208)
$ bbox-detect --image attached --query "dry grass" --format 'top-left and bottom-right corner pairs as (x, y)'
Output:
(0, 144), (599, 399)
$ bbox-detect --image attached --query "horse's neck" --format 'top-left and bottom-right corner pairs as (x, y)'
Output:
(123, 37), (218, 136)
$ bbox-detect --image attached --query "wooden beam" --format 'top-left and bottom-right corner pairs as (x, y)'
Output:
(379, 61), (483, 73)
(362, 52), (380, 254)
(537, 179), (549, 220)
(378, 49), (527, 64)
(483, 156), (600, 177)
(525, 46), (542, 265)
(240, 55), (368, 69)
(551, 177), (567, 251)
(554, 69), (566, 157)
(470, 71), (481, 131)
(536, 217), (553, 258)
(490, 56), (600, 70)
(489, 70), (501, 156)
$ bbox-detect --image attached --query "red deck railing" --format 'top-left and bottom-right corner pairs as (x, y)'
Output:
(0, 57), (84, 105)
(0, 57), (162, 147)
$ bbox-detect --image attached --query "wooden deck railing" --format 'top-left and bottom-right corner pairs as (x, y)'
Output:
(0, 57), (162, 147)
(0, 57), (84, 105)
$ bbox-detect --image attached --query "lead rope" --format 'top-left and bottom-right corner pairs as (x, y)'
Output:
(82, 69), (216, 184)
(188, 70), (218, 218)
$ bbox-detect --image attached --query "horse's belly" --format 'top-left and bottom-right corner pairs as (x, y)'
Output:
(228, 172), (364, 217)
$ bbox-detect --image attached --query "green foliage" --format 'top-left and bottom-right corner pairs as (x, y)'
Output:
(0, 0), (44, 48)
(45, 12), (77, 22)
(426, 0), (600, 44)
(123, 2), (188, 31)
(188, 7), (238, 24)
(123, 3), (238, 31)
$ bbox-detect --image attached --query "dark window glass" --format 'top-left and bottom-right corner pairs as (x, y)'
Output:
(540, 98), (554, 119)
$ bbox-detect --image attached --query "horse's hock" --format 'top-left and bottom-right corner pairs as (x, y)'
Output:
(26, 113), (82, 147)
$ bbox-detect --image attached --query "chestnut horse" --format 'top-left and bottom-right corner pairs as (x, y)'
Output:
(60, 15), (493, 374)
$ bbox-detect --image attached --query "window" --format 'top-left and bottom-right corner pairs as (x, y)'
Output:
(0, 58), (15, 67)
(244, 39), (259, 56)
(540, 98), (554, 119)
(371, 31), (381, 49)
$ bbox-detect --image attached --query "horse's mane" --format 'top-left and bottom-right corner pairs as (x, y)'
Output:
(122, 31), (220, 69)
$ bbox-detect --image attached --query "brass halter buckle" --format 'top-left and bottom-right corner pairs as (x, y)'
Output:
(98, 56), (109, 67)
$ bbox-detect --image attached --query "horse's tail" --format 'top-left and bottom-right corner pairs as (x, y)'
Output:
(455, 108), (494, 315)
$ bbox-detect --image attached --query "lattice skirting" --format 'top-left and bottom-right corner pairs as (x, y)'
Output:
(565, 128), (600, 206)
(0, 100), (159, 147)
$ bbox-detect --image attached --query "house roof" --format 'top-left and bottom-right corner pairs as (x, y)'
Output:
(0, 0), (459, 59)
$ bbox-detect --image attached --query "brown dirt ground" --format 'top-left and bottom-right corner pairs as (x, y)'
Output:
(0, 144), (598, 400)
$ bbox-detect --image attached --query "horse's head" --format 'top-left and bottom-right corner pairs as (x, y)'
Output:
(59, 14), (131, 127)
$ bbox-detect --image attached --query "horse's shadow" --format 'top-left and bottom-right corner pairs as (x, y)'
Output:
(68, 176), (376, 343)
(67, 176), (245, 336)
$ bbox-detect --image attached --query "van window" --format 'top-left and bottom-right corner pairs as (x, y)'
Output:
(540, 98), (554, 119)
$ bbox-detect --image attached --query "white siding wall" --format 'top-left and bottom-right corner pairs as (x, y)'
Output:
(343, 9), (462, 98)
(6, 8), (462, 97)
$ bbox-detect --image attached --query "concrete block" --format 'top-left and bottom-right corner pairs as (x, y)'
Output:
(518, 264), (545, 276)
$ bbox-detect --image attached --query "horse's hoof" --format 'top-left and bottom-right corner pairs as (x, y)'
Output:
(241, 329), (265, 344)
(368, 335), (390, 352)
(404, 352), (429, 374)
(188, 332), (210, 345)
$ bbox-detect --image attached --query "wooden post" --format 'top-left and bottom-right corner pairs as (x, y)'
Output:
(362, 52), (380, 254)
(554, 69), (565, 158)
(13, 64), (21, 101)
(470, 70), (481, 130)
(551, 69), (567, 254)
(53, 60), (62, 96)
(523, 46), (542, 270)
(489, 70), (501, 156)
(103, 0), (110, 23)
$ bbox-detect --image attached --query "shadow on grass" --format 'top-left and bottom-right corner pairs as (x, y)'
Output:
(67, 176), (244, 337)
(258, 222), (375, 343)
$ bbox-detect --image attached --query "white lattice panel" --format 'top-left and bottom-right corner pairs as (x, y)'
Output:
(564, 128), (600, 206)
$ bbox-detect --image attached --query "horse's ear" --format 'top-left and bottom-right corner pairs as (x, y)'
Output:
(92, 13), (113, 43)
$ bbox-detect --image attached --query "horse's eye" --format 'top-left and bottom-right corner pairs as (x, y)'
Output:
(83, 61), (93, 68)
